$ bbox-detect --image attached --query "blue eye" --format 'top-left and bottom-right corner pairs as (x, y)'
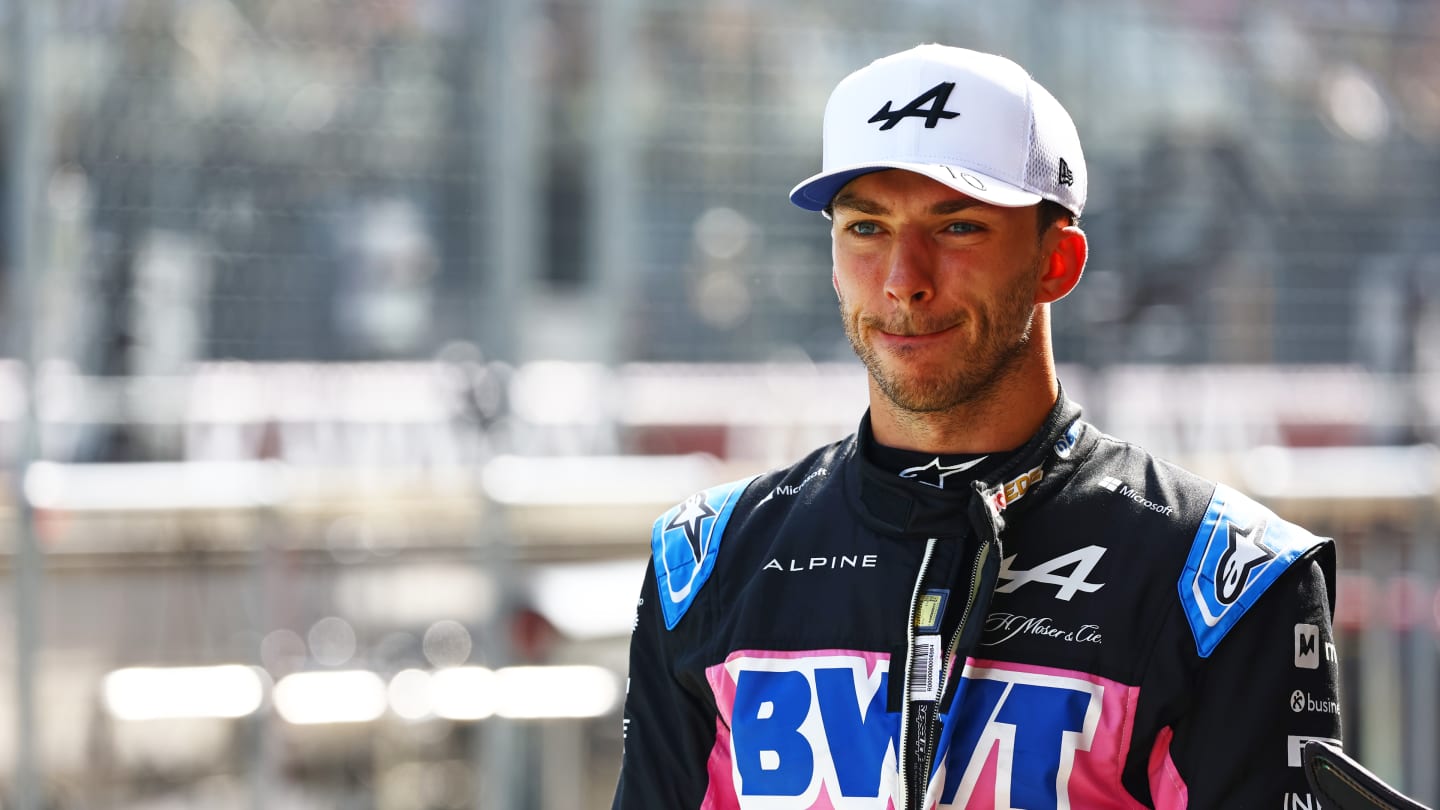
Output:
(848, 221), (881, 236)
(946, 221), (981, 234)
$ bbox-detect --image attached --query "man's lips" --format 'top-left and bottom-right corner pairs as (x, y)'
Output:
(874, 322), (960, 346)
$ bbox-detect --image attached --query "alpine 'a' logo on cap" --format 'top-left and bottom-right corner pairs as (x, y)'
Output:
(869, 81), (959, 131)
(1058, 157), (1074, 187)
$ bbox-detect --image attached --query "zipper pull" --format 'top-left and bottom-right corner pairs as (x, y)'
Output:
(951, 536), (1000, 658)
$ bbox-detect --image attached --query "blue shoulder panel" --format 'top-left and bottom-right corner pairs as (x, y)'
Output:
(652, 475), (757, 630)
(1179, 483), (1325, 657)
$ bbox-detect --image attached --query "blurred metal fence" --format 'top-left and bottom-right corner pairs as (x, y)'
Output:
(5, 0), (1440, 808)
(9, 0), (1440, 373)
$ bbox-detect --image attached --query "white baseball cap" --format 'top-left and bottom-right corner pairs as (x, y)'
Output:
(789, 44), (1086, 217)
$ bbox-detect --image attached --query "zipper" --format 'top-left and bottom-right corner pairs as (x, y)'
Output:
(920, 536), (994, 797)
(897, 538), (937, 810)
(901, 533), (996, 810)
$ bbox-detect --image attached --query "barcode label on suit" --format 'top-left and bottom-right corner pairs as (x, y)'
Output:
(910, 635), (941, 700)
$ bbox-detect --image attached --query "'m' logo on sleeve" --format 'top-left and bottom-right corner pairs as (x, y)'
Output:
(1294, 623), (1337, 670)
(1295, 623), (1319, 669)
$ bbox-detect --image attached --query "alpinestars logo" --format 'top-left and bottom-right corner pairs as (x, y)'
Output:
(869, 82), (959, 130)
(899, 456), (988, 489)
(666, 492), (718, 562)
(1217, 520), (1275, 606)
(1058, 157), (1074, 187)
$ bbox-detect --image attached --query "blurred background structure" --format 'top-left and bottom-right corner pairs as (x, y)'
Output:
(2, 0), (1440, 808)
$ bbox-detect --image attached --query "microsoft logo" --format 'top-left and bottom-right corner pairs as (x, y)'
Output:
(1097, 475), (1177, 517)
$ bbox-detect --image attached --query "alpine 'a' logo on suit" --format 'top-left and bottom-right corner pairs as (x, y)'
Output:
(996, 545), (1107, 601)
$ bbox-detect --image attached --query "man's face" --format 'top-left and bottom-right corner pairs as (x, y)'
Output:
(830, 169), (1049, 414)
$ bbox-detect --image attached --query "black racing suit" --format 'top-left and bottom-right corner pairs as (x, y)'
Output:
(612, 395), (1342, 809)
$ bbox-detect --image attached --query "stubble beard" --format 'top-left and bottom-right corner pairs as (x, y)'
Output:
(840, 255), (1042, 415)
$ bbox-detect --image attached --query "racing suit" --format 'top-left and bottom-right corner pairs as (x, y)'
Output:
(612, 395), (1342, 809)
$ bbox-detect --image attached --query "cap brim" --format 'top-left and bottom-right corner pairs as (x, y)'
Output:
(788, 162), (1042, 212)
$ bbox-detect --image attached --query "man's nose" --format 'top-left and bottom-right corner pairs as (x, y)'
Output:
(884, 230), (936, 305)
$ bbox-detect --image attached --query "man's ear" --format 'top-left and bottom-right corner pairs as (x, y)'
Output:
(1036, 226), (1087, 304)
(832, 268), (840, 298)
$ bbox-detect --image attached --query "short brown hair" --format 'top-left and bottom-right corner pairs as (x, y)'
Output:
(1038, 199), (1076, 238)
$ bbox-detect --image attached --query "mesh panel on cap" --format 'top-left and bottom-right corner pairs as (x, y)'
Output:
(1025, 118), (1062, 207)
(1024, 82), (1086, 216)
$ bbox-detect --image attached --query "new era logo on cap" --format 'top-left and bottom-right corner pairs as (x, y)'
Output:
(790, 44), (1086, 216)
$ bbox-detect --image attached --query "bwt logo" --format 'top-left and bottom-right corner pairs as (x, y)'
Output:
(725, 655), (897, 805)
(725, 656), (1103, 809)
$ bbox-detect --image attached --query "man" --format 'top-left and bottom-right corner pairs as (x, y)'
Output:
(612, 44), (1342, 809)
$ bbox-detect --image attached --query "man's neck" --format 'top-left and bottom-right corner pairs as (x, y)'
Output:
(868, 373), (1059, 455)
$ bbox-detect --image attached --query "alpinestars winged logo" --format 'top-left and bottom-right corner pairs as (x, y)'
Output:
(1216, 520), (1275, 605)
(898, 456), (988, 489)
(667, 492), (718, 563)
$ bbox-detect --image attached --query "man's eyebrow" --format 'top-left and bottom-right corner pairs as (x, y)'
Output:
(829, 193), (888, 216)
(929, 198), (987, 215)
(830, 193), (988, 216)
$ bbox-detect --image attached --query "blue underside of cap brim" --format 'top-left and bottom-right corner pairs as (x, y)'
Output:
(788, 163), (1042, 212)
(788, 169), (876, 211)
